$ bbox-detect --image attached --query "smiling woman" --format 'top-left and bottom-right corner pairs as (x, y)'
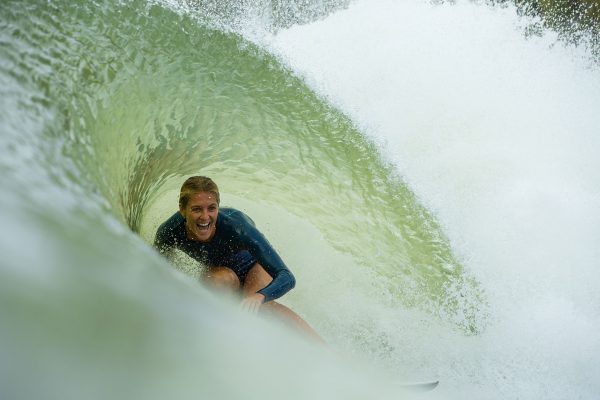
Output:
(154, 176), (324, 342)
(179, 177), (220, 242)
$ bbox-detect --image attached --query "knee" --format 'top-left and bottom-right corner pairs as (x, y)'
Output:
(205, 267), (240, 292)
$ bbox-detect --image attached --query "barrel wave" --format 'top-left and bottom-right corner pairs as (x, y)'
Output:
(1, 0), (598, 399)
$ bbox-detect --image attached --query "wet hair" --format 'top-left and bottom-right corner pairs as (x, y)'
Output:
(179, 176), (220, 208)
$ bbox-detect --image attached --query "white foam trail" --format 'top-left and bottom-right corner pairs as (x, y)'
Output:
(264, 0), (600, 398)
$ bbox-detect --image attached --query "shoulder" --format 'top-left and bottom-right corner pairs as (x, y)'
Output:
(218, 207), (256, 228)
(155, 212), (185, 242)
(158, 211), (185, 230)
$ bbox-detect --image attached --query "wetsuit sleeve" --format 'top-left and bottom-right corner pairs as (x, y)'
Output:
(236, 215), (296, 302)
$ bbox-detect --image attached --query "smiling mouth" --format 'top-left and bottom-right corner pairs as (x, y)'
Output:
(197, 222), (211, 230)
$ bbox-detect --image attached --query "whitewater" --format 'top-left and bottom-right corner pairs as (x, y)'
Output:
(264, 0), (600, 398)
(1, 0), (599, 399)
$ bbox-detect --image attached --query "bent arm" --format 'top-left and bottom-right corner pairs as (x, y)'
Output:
(257, 268), (295, 303)
(239, 221), (296, 302)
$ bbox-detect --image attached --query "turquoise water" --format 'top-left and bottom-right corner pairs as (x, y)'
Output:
(1, 0), (599, 399)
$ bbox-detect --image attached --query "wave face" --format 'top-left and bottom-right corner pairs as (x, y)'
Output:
(0, 0), (598, 399)
(264, 0), (600, 399)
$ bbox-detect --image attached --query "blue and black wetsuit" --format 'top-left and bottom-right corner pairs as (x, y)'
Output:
(154, 207), (295, 302)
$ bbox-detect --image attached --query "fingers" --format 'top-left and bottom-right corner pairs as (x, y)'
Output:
(240, 293), (265, 314)
(241, 297), (261, 314)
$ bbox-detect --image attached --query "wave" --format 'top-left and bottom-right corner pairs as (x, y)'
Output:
(1, 0), (598, 399)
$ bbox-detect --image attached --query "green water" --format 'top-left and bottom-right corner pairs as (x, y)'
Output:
(2, 0), (482, 328)
(0, 0), (496, 398)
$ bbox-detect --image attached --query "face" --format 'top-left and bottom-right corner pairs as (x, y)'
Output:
(179, 191), (219, 242)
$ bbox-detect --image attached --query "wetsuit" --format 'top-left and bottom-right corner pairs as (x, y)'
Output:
(154, 207), (295, 302)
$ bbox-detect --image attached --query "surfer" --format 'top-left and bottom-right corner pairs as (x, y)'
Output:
(154, 176), (323, 342)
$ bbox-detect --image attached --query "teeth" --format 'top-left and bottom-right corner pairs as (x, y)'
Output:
(198, 222), (210, 228)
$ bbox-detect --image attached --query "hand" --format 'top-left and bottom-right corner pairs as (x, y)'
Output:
(240, 293), (265, 314)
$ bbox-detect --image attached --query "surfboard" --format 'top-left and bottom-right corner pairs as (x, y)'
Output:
(397, 380), (439, 392)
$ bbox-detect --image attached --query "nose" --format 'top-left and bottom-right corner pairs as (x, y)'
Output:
(199, 209), (209, 220)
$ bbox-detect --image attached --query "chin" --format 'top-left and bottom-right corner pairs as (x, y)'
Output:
(196, 230), (213, 241)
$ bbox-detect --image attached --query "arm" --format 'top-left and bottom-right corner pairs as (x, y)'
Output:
(235, 213), (296, 302)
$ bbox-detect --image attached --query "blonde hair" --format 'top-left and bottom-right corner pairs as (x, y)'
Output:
(179, 176), (220, 207)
